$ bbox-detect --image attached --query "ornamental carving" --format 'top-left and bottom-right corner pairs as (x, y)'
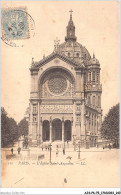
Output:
(48, 75), (67, 95)
(40, 105), (73, 113)
(40, 69), (74, 98)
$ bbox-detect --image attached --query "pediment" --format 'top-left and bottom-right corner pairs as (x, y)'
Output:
(30, 52), (85, 71)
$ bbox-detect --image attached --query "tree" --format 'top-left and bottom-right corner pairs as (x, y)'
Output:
(1, 108), (10, 147)
(1, 107), (19, 147)
(18, 118), (28, 137)
(100, 103), (119, 145)
(8, 117), (18, 143)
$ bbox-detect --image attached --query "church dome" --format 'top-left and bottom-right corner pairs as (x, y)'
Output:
(55, 11), (91, 64)
(58, 41), (91, 63)
(89, 54), (100, 65)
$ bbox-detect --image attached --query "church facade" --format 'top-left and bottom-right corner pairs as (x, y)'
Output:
(28, 12), (102, 148)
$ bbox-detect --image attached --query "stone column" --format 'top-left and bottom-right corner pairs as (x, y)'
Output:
(90, 113), (92, 133)
(62, 116), (64, 143)
(81, 71), (84, 93)
(95, 114), (97, 134)
(50, 116), (52, 143)
(40, 117), (42, 143)
(76, 71), (81, 92)
(37, 101), (40, 142)
(81, 100), (85, 138)
(29, 102), (33, 142)
(81, 99), (86, 147)
(71, 117), (73, 141)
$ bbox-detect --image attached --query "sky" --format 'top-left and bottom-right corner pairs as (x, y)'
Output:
(1, 1), (120, 123)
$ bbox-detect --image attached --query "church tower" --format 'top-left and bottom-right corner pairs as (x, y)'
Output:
(65, 10), (77, 42)
(28, 11), (102, 148)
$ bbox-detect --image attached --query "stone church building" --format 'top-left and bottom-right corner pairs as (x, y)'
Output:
(28, 11), (102, 148)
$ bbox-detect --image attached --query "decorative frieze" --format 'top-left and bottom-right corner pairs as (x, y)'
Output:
(40, 105), (73, 113)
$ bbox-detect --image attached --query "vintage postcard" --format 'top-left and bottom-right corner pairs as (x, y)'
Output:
(1, 0), (120, 191)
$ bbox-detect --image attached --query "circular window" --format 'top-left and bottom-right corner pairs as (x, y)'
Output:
(48, 75), (67, 95)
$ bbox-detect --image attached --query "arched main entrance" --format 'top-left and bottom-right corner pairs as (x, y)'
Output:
(64, 120), (71, 141)
(52, 119), (62, 141)
(42, 120), (50, 141)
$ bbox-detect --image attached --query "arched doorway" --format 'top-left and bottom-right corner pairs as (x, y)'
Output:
(42, 120), (50, 141)
(64, 120), (71, 141)
(52, 119), (62, 141)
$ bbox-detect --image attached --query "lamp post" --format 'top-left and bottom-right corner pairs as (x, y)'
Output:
(73, 135), (76, 151)
(49, 143), (52, 163)
(38, 135), (40, 148)
(85, 115), (90, 149)
(78, 141), (81, 159)
(62, 116), (65, 154)
(40, 117), (42, 148)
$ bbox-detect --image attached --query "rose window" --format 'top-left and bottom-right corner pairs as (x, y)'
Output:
(48, 75), (67, 95)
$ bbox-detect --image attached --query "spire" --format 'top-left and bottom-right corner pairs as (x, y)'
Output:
(65, 10), (77, 42)
(31, 57), (34, 66)
(69, 9), (73, 21)
(93, 53), (95, 59)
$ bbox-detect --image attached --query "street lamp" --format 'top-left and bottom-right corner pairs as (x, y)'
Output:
(63, 141), (65, 155)
(85, 115), (90, 149)
(78, 141), (81, 159)
(48, 143), (52, 163)
(73, 135), (76, 151)
(62, 116), (65, 154)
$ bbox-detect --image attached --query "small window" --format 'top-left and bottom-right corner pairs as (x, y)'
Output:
(92, 114), (93, 126)
(88, 96), (91, 105)
(92, 71), (95, 82)
(97, 71), (99, 82)
(89, 113), (91, 130)
(95, 115), (96, 127)
(68, 52), (70, 57)
(33, 104), (37, 112)
(93, 96), (95, 106)
(98, 96), (100, 107)
(77, 53), (79, 57)
(89, 72), (91, 81)
(33, 114), (37, 122)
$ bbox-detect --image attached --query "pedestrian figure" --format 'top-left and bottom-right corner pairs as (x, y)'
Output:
(103, 146), (105, 150)
(67, 140), (69, 148)
(56, 149), (59, 157)
(11, 148), (13, 154)
(63, 148), (65, 155)
(42, 145), (43, 151)
(48, 146), (49, 151)
(109, 144), (111, 150)
(17, 147), (21, 155)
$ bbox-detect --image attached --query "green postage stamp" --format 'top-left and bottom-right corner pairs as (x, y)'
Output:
(1, 7), (30, 40)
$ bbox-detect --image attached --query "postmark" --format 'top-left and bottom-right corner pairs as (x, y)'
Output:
(1, 7), (35, 47)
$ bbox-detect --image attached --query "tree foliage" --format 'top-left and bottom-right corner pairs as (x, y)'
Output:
(101, 103), (119, 142)
(18, 118), (28, 137)
(1, 107), (28, 148)
(1, 107), (18, 147)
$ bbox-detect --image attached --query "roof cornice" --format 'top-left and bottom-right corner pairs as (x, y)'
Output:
(30, 51), (86, 71)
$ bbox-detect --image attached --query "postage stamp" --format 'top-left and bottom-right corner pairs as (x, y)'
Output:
(1, 7), (30, 40)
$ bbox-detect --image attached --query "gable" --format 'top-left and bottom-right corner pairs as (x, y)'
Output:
(30, 52), (85, 71)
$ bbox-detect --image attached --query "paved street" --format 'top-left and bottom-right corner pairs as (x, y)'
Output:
(1, 142), (113, 163)
(1, 143), (120, 188)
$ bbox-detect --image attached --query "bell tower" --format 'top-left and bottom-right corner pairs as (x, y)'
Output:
(65, 10), (77, 42)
